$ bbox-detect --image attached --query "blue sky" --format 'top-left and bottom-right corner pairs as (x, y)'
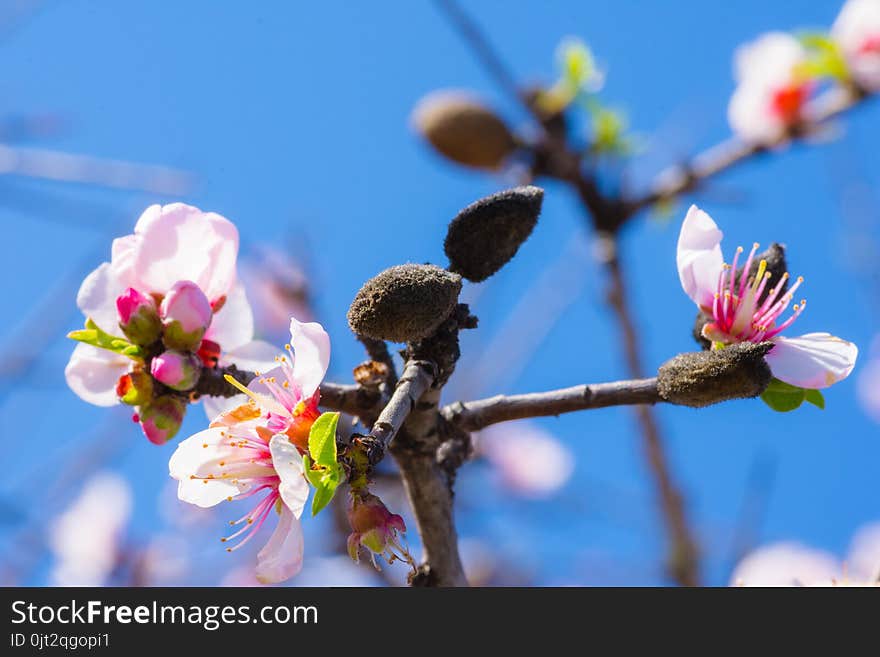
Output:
(0, 1), (877, 585)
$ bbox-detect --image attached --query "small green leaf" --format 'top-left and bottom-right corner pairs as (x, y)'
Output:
(804, 388), (825, 410)
(302, 454), (323, 488)
(311, 465), (342, 516)
(67, 318), (144, 360)
(760, 379), (827, 412)
(308, 412), (339, 468)
(797, 32), (849, 81)
(301, 454), (342, 517)
(760, 378), (806, 412)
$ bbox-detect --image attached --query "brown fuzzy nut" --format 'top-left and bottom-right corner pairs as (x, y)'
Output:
(348, 264), (462, 343)
(412, 90), (517, 170)
(444, 186), (544, 282)
(657, 342), (773, 408)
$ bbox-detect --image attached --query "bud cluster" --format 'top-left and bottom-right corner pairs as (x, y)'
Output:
(115, 279), (216, 443)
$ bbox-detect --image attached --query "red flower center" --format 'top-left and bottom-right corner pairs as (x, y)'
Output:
(771, 83), (808, 124)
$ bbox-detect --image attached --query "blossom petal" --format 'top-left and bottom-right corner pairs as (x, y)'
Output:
(64, 343), (129, 406)
(168, 427), (243, 507)
(255, 505), (304, 584)
(676, 205), (725, 310)
(730, 542), (841, 586)
(201, 394), (246, 422)
(289, 317), (330, 399)
(224, 340), (280, 373)
(766, 332), (859, 389)
(206, 283), (254, 353)
(132, 203), (239, 302)
(77, 262), (125, 336)
(269, 435), (309, 518)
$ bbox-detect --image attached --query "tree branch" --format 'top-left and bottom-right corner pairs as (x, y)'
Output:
(624, 85), (871, 215)
(354, 359), (437, 465)
(442, 377), (660, 431)
(600, 239), (701, 587)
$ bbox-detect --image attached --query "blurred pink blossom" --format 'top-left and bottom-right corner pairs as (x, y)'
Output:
(731, 521), (880, 586)
(857, 335), (880, 422)
(478, 421), (574, 498)
(728, 32), (812, 144)
(48, 473), (132, 586)
(832, 0), (880, 91)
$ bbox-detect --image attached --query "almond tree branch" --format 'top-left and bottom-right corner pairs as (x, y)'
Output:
(441, 377), (661, 431)
(623, 85), (871, 216)
(353, 359), (437, 465)
(435, 0), (700, 586)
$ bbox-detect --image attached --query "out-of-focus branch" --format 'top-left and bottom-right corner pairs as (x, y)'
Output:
(432, 0), (536, 123)
(624, 86), (871, 215)
(442, 377), (660, 431)
(435, 0), (700, 586)
(598, 237), (701, 587)
(0, 143), (194, 195)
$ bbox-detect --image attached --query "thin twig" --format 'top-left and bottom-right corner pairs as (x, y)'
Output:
(442, 377), (660, 431)
(602, 241), (701, 587)
(432, 0), (536, 122)
(355, 360), (436, 465)
(624, 85), (870, 215)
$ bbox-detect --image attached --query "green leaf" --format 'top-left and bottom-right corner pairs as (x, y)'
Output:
(302, 454), (324, 488)
(804, 388), (825, 410)
(302, 454), (342, 516)
(67, 318), (144, 360)
(308, 412), (339, 468)
(312, 466), (342, 516)
(797, 32), (849, 81)
(760, 378), (806, 412)
(760, 379), (826, 413)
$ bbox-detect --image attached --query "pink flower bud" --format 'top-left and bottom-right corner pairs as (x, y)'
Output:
(150, 350), (202, 391)
(116, 370), (154, 406)
(116, 288), (161, 346)
(139, 395), (186, 445)
(160, 280), (213, 351)
(347, 491), (409, 565)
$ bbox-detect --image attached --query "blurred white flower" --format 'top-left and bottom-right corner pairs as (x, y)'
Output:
(857, 335), (880, 423)
(48, 472), (132, 586)
(728, 32), (812, 144)
(240, 246), (313, 340)
(138, 534), (191, 585)
(847, 521), (880, 582)
(730, 542), (840, 586)
(731, 521), (880, 586)
(478, 421), (574, 498)
(832, 0), (880, 91)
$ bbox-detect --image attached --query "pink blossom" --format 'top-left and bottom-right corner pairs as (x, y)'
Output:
(139, 396), (187, 445)
(728, 32), (813, 144)
(731, 521), (880, 586)
(116, 287), (161, 345)
(160, 280), (213, 351)
(677, 206), (857, 389)
(169, 317), (330, 583)
(832, 0), (880, 91)
(49, 473), (132, 586)
(730, 542), (841, 586)
(478, 421), (574, 498)
(857, 335), (880, 422)
(65, 203), (278, 418)
(346, 491), (411, 568)
(150, 351), (201, 391)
